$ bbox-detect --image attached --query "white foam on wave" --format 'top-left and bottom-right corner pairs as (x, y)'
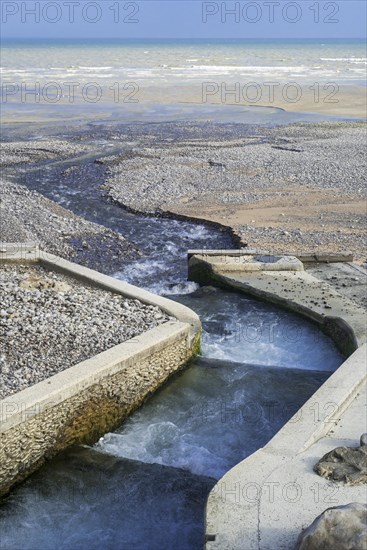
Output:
(114, 260), (199, 296)
(151, 281), (200, 296)
(114, 258), (166, 281)
(187, 287), (343, 372)
(321, 57), (367, 62)
(97, 427), (226, 479)
(95, 345), (336, 479)
(78, 66), (114, 70)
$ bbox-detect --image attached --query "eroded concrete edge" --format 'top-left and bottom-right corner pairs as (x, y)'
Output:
(0, 321), (191, 433)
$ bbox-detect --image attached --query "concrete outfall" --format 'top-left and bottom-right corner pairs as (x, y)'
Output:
(187, 250), (354, 265)
(189, 251), (304, 273)
(188, 251), (366, 356)
(186, 250), (367, 550)
(0, 243), (201, 497)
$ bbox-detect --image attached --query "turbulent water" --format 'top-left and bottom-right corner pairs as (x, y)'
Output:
(96, 358), (331, 480)
(0, 133), (344, 549)
(0, 447), (216, 550)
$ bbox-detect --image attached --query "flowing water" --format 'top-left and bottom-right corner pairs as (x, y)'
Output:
(0, 131), (344, 549)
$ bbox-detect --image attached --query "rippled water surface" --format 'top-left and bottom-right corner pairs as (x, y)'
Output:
(2, 38), (366, 85)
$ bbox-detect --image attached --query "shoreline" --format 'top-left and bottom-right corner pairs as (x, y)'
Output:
(1, 82), (366, 127)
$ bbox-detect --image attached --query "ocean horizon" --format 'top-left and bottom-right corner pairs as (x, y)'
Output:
(1, 36), (365, 123)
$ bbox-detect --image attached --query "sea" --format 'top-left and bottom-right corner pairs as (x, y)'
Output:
(1, 38), (366, 124)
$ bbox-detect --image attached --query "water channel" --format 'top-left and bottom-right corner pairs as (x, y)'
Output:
(0, 126), (344, 549)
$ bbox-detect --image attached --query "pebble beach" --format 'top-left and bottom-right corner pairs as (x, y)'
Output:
(0, 264), (171, 399)
(1, 31), (367, 550)
(2, 120), (366, 265)
(102, 121), (367, 262)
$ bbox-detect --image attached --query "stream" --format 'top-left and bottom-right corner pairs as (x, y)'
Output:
(0, 128), (344, 550)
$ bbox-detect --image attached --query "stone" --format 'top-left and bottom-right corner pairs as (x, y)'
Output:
(314, 438), (367, 485)
(295, 503), (367, 550)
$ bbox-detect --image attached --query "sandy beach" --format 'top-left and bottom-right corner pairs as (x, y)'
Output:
(127, 83), (367, 120)
(2, 83), (366, 124)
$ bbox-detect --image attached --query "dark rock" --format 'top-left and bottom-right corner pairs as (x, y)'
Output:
(314, 438), (367, 485)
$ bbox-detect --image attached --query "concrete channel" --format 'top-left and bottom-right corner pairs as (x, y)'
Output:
(187, 249), (367, 549)
(0, 243), (201, 496)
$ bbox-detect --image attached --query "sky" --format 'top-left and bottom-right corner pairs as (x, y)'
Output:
(1, 0), (366, 40)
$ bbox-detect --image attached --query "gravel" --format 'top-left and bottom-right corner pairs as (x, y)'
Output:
(307, 263), (367, 309)
(0, 180), (139, 273)
(0, 264), (172, 399)
(99, 121), (367, 261)
(0, 140), (88, 167)
(2, 122), (365, 264)
(104, 122), (367, 213)
(236, 224), (367, 260)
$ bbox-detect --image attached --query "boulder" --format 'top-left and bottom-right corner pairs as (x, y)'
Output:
(296, 503), (367, 550)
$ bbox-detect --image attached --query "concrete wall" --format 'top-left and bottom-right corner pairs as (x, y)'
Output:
(188, 252), (366, 356)
(188, 250), (367, 549)
(205, 343), (367, 549)
(0, 244), (201, 496)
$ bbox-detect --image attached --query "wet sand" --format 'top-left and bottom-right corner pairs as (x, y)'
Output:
(1, 84), (366, 125)
(138, 83), (367, 120)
